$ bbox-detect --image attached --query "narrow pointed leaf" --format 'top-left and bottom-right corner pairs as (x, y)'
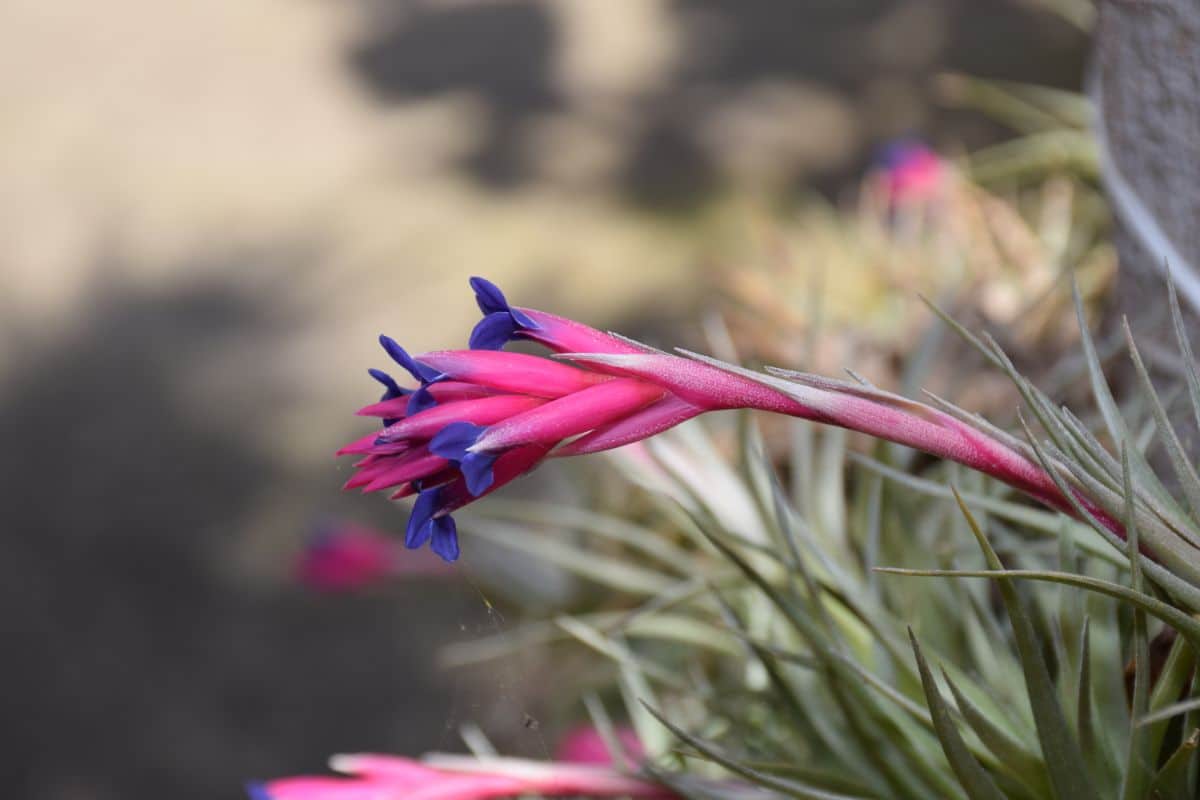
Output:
(1076, 618), (1117, 784)
(641, 703), (871, 800)
(1142, 636), (1197, 755)
(940, 669), (1051, 797)
(1072, 280), (1124, 449)
(457, 517), (675, 595)
(1016, 411), (1200, 611)
(1149, 729), (1200, 800)
(1167, 274), (1200, 437)
(908, 631), (1006, 800)
(874, 566), (1200, 651)
(1121, 447), (1153, 800)
(949, 488), (1098, 800)
(1139, 699), (1200, 729)
(1125, 320), (1200, 523)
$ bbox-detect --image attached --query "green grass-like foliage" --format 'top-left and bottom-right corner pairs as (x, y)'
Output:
(450, 283), (1200, 799)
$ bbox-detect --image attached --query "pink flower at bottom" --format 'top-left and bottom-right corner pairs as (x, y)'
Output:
(248, 753), (678, 800)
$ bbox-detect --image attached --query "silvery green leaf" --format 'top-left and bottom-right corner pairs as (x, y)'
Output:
(909, 630), (1006, 800)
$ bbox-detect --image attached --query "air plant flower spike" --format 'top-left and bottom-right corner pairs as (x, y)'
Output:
(340, 277), (1122, 561)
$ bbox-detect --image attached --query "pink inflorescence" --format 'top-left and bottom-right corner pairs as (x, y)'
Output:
(340, 277), (1119, 563)
(338, 277), (708, 562)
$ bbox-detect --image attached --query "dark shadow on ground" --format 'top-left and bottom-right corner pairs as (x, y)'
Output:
(0, 261), (482, 800)
(346, 0), (1087, 210)
(350, 1), (560, 187)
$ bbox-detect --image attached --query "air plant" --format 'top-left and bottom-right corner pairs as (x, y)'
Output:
(271, 275), (1200, 799)
(437, 279), (1200, 799)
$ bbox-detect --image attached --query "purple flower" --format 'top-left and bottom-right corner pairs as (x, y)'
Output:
(340, 277), (1121, 563)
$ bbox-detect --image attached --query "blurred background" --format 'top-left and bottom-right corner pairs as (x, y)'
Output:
(0, 2), (1098, 798)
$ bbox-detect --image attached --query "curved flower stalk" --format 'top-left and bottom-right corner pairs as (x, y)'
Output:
(249, 753), (678, 800)
(340, 277), (1129, 563)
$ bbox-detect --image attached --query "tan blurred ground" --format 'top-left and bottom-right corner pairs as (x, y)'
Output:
(1, 1), (838, 320)
(2, 1), (914, 469)
(1, 1), (986, 322)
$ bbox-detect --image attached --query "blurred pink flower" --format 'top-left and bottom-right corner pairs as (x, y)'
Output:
(297, 521), (453, 592)
(556, 725), (644, 766)
(875, 139), (947, 206)
(249, 753), (678, 800)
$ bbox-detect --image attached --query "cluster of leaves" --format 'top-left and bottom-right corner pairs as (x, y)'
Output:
(451, 285), (1200, 799)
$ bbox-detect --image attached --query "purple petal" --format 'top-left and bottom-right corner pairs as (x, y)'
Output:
(429, 515), (460, 562)
(406, 386), (439, 416)
(429, 422), (497, 496)
(469, 311), (518, 350)
(405, 490), (439, 549)
(460, 451), (497, 496)
(367, 369), (409, 424)
(469, 276), (509, 314)
(467, 277), (542, 351)
(367, 368), (408, 399)
(508, 305), (538, 329)
(244, 782), (272, 800)
(504, 308), (644, 355)
(429, 421), (487, 461)
(379, 335), (441, 383)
